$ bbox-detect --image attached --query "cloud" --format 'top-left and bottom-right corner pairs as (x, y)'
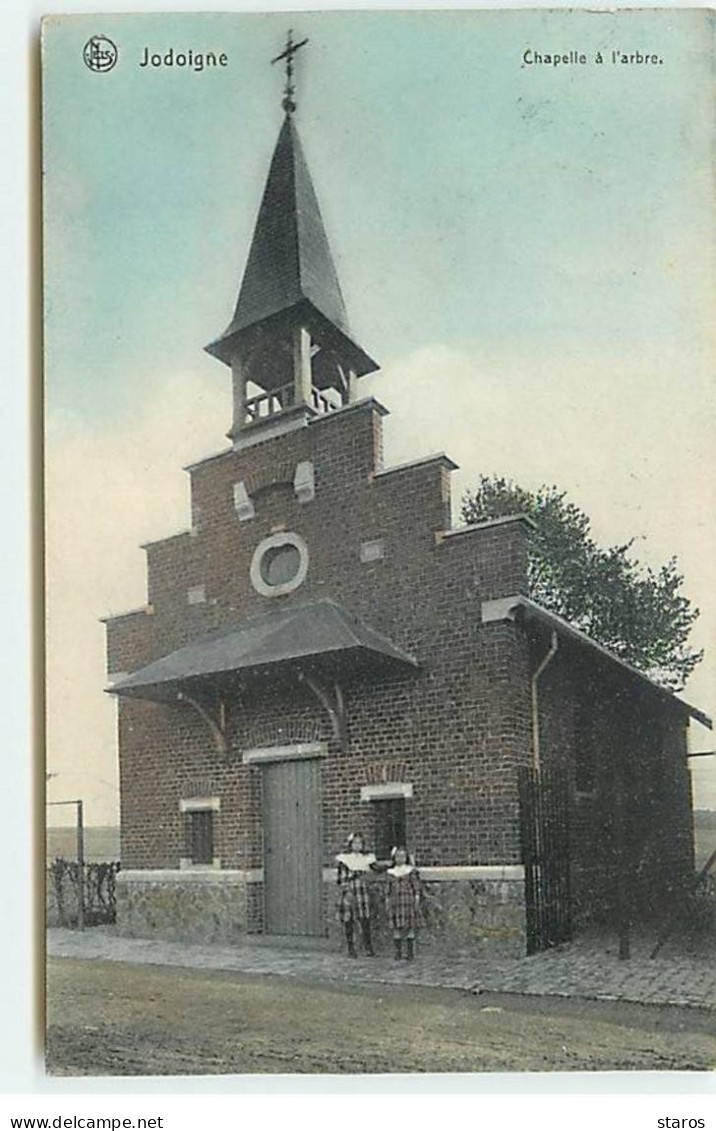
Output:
(371, 341), (715, 560)
(371, 341), (716, 763)
(46, 344), (716, 823)
(45, 368), (229, 825)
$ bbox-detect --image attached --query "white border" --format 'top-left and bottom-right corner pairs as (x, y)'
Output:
(243, 741), (327, 765)
(117, 868), (260, 884)
(18, 0), (716, 1105)
(179, 796), (221, 813)
(249, 530), (309, 597)
(360, 782), (413, 800)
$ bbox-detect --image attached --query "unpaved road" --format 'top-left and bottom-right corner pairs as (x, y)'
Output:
(46, 958), (716, 1076)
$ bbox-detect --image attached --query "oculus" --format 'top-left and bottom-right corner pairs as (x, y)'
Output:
(250, 532), (309, 597)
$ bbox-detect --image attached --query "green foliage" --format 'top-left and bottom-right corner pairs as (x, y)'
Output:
(462, 475), (702, 690)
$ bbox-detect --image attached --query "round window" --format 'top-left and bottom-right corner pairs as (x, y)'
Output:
(250, 532), (309, 597)
(260, 543), (301, 587)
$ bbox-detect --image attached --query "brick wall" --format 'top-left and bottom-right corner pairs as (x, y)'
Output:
(108, 399), (534, 875)
(535, 640), (694, 924)
(107, 395), (696, 943)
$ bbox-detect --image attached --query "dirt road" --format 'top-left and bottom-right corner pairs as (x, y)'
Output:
(46, 958), (716, 1076)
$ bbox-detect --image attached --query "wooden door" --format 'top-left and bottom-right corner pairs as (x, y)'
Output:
(262, 758), (324, 936)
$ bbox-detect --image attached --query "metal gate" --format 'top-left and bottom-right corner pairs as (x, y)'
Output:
(262, 757), (324, 936)
(518, 766), (572, 954)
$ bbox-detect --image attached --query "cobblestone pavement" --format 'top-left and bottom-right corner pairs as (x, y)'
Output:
(47, 927), (716, 1012)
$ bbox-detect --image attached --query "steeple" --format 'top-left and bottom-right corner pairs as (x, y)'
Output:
(206, 33), (378, 447)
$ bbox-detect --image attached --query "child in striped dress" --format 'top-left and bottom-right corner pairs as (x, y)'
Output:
(386, 846), (421, 961)
(335, 833), (378, 957)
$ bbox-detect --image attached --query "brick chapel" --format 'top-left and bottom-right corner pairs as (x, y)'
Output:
(106, 44), (709, 955)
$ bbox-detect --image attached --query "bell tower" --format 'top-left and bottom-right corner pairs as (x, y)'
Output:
(205, 31), (379, 449)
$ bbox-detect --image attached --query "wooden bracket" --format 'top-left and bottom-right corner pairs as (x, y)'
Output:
(176, 690), (228, 760)
(298, 671), (347, 752)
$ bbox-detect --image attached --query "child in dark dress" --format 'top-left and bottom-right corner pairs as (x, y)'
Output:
(386, 846), (421, 961)
(335, 833), (378, 957)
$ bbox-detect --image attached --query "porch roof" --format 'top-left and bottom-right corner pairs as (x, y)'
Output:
(107, 599), (418, 699)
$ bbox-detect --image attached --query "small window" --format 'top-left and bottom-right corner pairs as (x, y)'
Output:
(373, 798), (406, 862)
(260, 543), (301, 587)
(188, 810), (214, 865)
(250, 532), (309, 597)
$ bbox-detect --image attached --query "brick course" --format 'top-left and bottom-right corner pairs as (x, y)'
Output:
(535, 644), (694, 924)
(108, 400), (533, 869)
(107, 396), (695, 946)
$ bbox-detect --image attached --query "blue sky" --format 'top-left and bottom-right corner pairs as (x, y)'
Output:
(42, 9), (716, 821)
(44, 9), (711, 418)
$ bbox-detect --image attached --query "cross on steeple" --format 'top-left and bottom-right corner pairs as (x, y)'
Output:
(271, 29), (309, 115)
(207, 31), (378, 444)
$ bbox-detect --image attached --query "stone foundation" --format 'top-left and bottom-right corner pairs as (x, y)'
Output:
(117, 864), (526, 955)
(326, 866), (526, 957)
(116, 870), (251, 944)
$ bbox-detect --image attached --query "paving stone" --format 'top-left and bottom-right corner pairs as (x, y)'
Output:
(46, 928), (716, 1011)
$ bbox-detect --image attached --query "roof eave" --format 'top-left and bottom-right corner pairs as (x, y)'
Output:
(482, 594), (712, 730)
(107, 599), (420, 700)
(108, 645), (418, 701)
(205, 298), (378, 376)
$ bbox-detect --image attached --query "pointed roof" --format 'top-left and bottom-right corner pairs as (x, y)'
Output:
(206, 116), (377, 375)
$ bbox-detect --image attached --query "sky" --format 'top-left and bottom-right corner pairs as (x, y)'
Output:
(42, 8), (716, 824)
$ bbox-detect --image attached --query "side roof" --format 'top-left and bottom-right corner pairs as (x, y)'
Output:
(482, 594), (712, 730)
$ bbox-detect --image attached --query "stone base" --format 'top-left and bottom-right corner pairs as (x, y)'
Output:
(116, 870), (250, 945)
(116, 866), (526, 957)
(327, 868), (526, 958)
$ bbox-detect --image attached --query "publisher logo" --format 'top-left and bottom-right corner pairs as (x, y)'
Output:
(83, 35), (118, 73)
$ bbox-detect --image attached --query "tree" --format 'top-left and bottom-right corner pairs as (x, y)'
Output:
(462, 475), (702, 690)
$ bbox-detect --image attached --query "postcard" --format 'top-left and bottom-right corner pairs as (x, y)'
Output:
(42, 9), (715, 1078)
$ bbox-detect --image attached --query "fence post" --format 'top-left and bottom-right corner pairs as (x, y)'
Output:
(76, 800), (85, 932)
(614, 769), (630, 960)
